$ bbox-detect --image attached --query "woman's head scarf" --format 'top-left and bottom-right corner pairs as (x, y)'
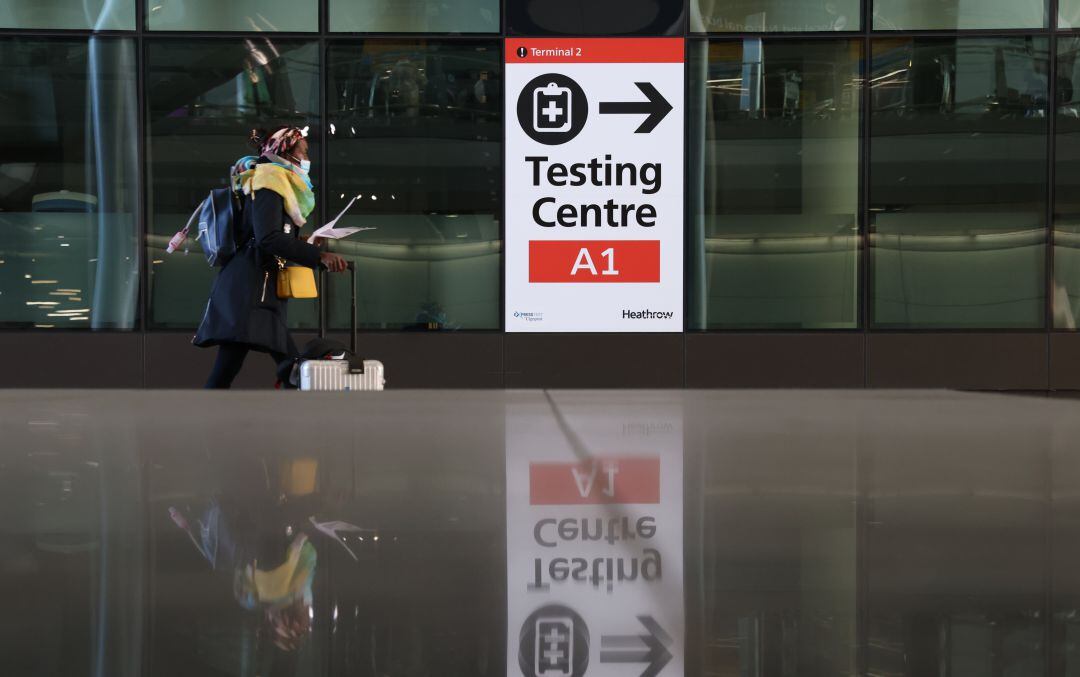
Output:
(253, 126), (306, 160)
(230, 125), (315, 225)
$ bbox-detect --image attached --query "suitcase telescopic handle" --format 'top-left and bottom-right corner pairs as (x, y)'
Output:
(318, 266), (327, 339)
(318, 261), (356, 352)
(347, 262), (356, 355)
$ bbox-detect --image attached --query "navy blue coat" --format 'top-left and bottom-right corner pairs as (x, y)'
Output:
(193, 186), (321, 356)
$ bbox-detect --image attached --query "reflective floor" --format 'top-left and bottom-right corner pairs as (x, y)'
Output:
(2, 390), (1080, 676)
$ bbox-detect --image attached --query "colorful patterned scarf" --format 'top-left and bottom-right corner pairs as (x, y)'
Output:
(233, 533), (316, 611)
(231, 155), (315, 226)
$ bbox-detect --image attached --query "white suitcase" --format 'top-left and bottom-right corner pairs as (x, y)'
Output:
(299, 263), (386, 391)
(299, 359), (385, 391)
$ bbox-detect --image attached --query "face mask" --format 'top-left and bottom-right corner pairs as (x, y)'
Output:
(298, 159), (311, 173)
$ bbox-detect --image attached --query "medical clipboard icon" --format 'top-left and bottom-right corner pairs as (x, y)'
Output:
(533, 82), (572, 133)
(534, 617), (573, 676)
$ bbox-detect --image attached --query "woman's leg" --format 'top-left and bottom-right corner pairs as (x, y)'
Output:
(268, 350), (294, 388)
(204, 343), (250, 389)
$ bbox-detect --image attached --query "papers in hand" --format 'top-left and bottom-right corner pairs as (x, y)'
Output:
(309, 224), (374, 242)
(307, 194), (376, 243)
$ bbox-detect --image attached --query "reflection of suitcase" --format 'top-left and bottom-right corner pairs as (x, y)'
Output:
(299, 263), (385, 391)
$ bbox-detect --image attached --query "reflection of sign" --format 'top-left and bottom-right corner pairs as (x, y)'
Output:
(507, 396), (684, 676)
(530, 458), (660, 505)
(505, 38), (684, 332)
(518, 604), (591, 677)
(600, 616), (672, 677)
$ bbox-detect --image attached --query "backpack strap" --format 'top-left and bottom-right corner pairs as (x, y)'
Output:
(165, 202), (204, 254)
(184, 202), (202, 239)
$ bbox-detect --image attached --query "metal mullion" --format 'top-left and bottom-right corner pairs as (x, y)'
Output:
(0, 28), (135, 37)
(133, 36), (153, 677)
(318, 0), (329, 335)
(861, 27), (872, 358)
(1047, 7), (1061, 676)
(313, 31), (502, 39)
(858, 19), (870, 677)
(136, 2), (149, 339)
(500, 0), (508, 340)
(869, 28), (1055, 38)
(691, 29), (1055, 41)
(691, 30), (865, 39)
(322, 35), (499, 45)
(1048, 27), (1059, 338)
(854, 391), (874, 677)
(136, 30), (322, 39)
(500, 0), (506, 374)
(681, 34), (690, 351)
(318, 0), (334, 645)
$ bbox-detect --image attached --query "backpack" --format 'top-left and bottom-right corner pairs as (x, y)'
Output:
(166, 187), (243, 267)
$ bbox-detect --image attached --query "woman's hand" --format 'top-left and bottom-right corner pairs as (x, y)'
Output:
(320, 252), (348, 272)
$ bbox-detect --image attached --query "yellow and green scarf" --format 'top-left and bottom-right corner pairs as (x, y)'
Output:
(234, 533), (317, 610)
(232, 156), (315, 227)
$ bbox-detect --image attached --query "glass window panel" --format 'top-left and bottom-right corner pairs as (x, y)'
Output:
(873, 0), (1046, 30)
(1056, 38), (1080, 329)
(0, 0), (133, 30)
(148, 0), (317, 32)
(326, 41), (501, 331)
(1064, 1), (1080, 28)
(146, 39), (320, 330)
(866, 410), (1047, 677)
(688, 39), (861, 330)
(1053, 418), (1080, 675)
(0, 38), (139, 330)
(690, 0), (858, 33)
(508, 0), (684, 36)
(869, 37), (1048, 329)
(699, 405), (857, 675)
(331, 0), (498, 33)
(2, 407), (145, 677)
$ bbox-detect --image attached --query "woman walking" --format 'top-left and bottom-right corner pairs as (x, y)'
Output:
(195, 125), (347, 388)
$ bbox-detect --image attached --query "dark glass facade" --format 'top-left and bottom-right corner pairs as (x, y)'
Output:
(0, 37), (139, 329)
(146, 39), (322, 329)
(870, 37), (1049, 328)
(325, 41), (501, 330)
(689, 39), (861, 329)
(1, 0), (1080, 388)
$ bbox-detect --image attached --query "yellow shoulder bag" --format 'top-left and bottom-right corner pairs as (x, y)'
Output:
(276, 258), (318, 299)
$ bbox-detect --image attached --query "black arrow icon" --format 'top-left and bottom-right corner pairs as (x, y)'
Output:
(598, 83), (672, 134)
(599, 615), (673, 677)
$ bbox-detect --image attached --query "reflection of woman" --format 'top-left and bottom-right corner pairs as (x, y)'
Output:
(194, 126), (347, 389)
(390, 58), (425, 118)
(170, 501), (317, 651)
